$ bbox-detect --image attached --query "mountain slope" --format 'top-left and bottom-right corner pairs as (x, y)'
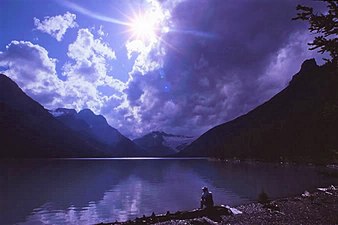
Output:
(179, 60), (338, 163)
(0, 74), (108, 158)
(49, 108), (142, 156)
(133, 131), (195, 156)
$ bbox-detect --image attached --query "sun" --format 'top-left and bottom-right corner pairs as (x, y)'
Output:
(129, 14), (157, 41)
(123, 1), (172, 55)
(126, 1), (170, 44)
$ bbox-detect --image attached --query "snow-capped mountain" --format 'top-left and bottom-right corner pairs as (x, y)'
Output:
(133, 131), (196, 156)
(48, 108), (76, 117)
(161, 133), (196, 151)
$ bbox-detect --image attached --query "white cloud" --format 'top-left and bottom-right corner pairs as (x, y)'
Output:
(97, 25), (105, 37)
(68, 28), (115, 61)
(34, 12), (78, 41)
(3, 0), (324, 140)
(109, 0), (180, 135)
(60, 28), (127, 113)
(101, 76), (126, 93)
(64, 28), (119, 90)
(0, 33), (125, 116)
(125, 40), (145, 59)
(0, 41), (63, 107)
(125, 0), (175, 76)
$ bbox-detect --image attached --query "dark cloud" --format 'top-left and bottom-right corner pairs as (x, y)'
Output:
(0, 0), (326, 139)
(124, 0), (325, 137)
(125, 73), (145, 105)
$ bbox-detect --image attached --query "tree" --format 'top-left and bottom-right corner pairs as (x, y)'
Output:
(293, 0), (338, 65)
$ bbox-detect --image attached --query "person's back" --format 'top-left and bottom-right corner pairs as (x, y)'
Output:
(200, 187), (214, 209)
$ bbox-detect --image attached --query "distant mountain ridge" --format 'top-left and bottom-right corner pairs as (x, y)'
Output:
(49, 108), (77, 117)
(0, 74), (107, 158)
(49, 108), (142, 156)
(134, 131), (195, 156)
(2, 58), (336, 161)
(179, 59), (338, 163)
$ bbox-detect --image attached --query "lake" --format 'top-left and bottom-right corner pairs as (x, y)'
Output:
(1, 158), (336, 225)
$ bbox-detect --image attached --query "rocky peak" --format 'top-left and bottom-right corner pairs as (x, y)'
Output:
(289, 58), (320, 85)
(78, 109), (108, 126)
(300, 58), (318, 72)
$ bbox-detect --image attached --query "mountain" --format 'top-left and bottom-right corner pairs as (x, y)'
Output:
(133, 131), (195, 156)
(49, 108), (142, 156)
(0, 74), (108, 158)
(179, 59), (338, 163)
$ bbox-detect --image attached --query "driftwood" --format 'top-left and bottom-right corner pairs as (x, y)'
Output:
(97, 206), (233, 225)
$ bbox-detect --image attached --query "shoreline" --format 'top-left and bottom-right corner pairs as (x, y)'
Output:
(218, 185), (338, 225)
(98, 185), (338, 225)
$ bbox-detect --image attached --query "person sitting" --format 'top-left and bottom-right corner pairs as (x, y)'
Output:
(200, 186), (214, 209)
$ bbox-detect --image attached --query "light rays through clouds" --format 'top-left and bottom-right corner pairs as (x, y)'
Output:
(57, 0), (129, 26)
(169, 29), (220, 40)
(0, 0), (324, 138)
(47, 0), (320, 138)
(57, 0), (216, 46)
(51, 0), (192, 137)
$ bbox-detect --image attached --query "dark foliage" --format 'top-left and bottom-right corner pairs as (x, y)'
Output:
(293, 0), (338, 64)
(258, 190), (269, 204)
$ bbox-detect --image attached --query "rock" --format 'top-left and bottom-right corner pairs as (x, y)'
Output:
(302, 191), (311, 197)
(225, 205), (243, 215)
(263, 202), (280, 211)
(300, 58), (318, 72)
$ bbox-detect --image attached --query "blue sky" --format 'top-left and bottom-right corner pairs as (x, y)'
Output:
(0, 0), (326, 138)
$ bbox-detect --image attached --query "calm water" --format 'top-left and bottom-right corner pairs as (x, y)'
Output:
(1, 158), (336, 225)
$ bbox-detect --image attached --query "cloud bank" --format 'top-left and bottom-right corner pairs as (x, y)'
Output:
(0, 0), (325, 138)
(118, 0), (323, 137)
(0, 28), (122, 114)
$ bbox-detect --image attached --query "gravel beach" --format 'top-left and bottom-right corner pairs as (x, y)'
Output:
(158, 186), (338, 225)
(100, 186), (338, 225)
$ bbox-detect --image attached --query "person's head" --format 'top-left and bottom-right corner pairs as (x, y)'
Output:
(202, 186), (208, 192)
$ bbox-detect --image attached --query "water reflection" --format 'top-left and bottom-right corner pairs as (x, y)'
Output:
(1, 159), (336, 225)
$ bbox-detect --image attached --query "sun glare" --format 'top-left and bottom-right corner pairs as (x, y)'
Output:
(122, 1), (173, 55)
(125, 0), (170, 45)
(129, 14), (157, 41)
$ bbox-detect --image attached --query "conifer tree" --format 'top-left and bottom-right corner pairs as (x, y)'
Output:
(293, 0), (337, 65)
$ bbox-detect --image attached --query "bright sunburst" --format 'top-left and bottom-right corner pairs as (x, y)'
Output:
(125, 1), (170, 45)
(129, 14), (157, 41)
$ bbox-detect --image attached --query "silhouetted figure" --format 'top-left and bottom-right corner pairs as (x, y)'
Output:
(200, 186), (214, 209)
